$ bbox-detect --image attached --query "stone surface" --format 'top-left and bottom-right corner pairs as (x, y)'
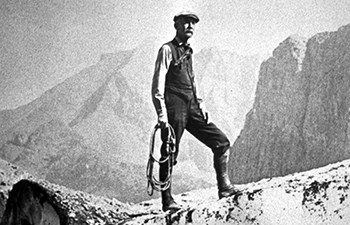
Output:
(0, 159), (131, 224)
(1, 157), (350, 224)
(229, 24), (350, 184)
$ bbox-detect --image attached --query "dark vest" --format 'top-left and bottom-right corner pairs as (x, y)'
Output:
(164, 39), (196, 100)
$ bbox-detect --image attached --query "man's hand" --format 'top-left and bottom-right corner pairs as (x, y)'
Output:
(158, 113), (169, 129)
(203, 110), (210, 123)
(202, 110), (211, 124)
(199, 103), (211, 124)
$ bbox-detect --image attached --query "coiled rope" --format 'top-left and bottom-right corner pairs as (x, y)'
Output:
(146, 124), (176, 196)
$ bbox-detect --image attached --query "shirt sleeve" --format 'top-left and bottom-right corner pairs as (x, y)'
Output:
(151, 44), (172, 116)
(193, 72), (203, 104)
(191, 54), (204, 105)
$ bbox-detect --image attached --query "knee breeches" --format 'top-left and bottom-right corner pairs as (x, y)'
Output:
(161, 91), (230, 164)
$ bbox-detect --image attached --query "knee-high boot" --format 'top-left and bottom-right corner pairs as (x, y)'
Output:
(159, 157), (180, 211)
(213, 149), (241, 199)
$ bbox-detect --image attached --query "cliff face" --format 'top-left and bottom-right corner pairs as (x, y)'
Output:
(229, 24), (350, 184)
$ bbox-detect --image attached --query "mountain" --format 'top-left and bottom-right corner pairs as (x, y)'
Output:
(229, 24), (350, 184)
(0, 38), (260, 203)
(195, 48), (260, 139)
(1, 155), (350, 224)
(2, 23), (350, 224)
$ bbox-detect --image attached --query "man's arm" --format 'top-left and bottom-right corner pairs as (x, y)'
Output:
(192, 60), (210, 124)
(151, 44), (172, 127)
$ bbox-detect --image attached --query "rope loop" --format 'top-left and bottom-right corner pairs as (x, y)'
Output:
(146, 123), (176, 196)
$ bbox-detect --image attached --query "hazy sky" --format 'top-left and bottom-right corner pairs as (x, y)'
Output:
(1, 0), (350, 110)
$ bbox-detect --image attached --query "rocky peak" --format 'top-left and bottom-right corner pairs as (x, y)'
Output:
(230, 23), (350, 184)
(272, 35), (307, 72)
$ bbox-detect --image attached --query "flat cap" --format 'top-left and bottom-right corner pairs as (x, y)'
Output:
(173, 10), (199, 23)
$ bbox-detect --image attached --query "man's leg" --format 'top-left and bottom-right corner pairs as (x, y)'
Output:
(159, 92), (188, 211)
(186, 100), (241, 199)
(213, 147), (241, 199)
(159, 129), (179, 211)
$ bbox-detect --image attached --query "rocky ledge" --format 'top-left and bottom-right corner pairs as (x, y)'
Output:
(0, 157), (350, 224)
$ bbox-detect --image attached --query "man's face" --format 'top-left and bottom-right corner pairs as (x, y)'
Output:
(175, 17), (197, 40)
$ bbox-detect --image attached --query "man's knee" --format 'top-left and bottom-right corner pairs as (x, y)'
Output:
(212, 144), (231, 157)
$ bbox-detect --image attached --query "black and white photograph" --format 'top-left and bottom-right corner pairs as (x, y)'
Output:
(0, 0), (350, 224)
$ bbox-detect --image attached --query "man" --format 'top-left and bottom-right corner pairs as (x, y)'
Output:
(151, 11), (240, 212)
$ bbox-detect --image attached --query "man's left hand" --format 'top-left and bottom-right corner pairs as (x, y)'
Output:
(199, 103), (211, 124)
(203, 110), (210, 124)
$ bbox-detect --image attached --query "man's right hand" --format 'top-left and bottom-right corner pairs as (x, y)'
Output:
(158, 114), (169, 129)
